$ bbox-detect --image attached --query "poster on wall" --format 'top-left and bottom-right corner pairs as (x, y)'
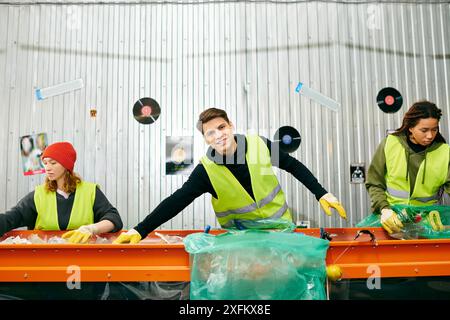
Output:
(350, 163), (365, 184)
(166, 136), (194, 175)
(20, 133), (48, 176)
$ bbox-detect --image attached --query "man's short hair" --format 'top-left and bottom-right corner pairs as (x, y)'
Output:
(196, 108), (231, 134)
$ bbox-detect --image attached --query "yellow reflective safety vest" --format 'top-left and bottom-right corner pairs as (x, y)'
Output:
(34, 181), (96, 230)
(200, 135), (293, 229)
(385, 134), (449, 206)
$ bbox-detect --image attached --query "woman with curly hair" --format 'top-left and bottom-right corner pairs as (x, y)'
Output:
(0, 142), (122, 243)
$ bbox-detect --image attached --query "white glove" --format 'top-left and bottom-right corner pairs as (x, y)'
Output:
(380, 208), (404, 234)
(79, 224), (98, 234)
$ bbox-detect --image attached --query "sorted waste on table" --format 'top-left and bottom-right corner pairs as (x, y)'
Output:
(0, 234), (111, 244)
(0, 232), (185, 244)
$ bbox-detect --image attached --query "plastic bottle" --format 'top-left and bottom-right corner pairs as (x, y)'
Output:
(35, 78), (84, 100)
(295, 82), (340, 112)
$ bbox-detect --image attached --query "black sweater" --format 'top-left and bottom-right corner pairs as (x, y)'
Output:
(0, 186), (123, 237)
(134, 134), (327, 238)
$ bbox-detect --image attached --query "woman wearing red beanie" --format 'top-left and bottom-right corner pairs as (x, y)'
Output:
(0, 142), (123, 243)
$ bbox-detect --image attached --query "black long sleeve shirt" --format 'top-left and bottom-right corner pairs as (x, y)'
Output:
(134, 134), (327, 238)
(0, 186), (123, 237)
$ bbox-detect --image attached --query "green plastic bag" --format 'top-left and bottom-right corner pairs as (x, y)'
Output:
(356, 204), (450, 239)
(356, 212), (383, 228)
(183, 230), (329, 300)
(224, 218), (297, 232)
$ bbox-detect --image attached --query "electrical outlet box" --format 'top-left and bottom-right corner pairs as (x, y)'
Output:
(296, 220), (310, 228)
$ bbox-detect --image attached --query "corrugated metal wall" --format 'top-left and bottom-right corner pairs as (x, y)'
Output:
(0, 1), (449, 230)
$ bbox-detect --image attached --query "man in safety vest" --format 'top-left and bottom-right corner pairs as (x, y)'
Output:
(114, 108), (347, 244)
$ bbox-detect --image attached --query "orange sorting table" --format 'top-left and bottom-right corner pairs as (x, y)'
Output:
(1, 227), (450, 282)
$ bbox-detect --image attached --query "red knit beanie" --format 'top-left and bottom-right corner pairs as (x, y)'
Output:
(41, 142), (77, 172)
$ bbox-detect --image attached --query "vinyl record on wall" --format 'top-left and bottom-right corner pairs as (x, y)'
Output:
(273, 126), (301, 153)
(133, 97), (161, 124)
(376, 87), (403, 113)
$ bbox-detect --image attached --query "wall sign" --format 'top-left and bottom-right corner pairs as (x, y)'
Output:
(350, 163), (365, 184)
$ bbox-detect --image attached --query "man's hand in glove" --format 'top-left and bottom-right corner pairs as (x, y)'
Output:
(113, 229), (142, 244)
(62, 224), (98, 244)
(380, 208), (404, 234)
(319, 193), (347, 219)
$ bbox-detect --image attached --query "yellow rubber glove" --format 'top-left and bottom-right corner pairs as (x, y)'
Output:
(380, 208), (404, 234)
(319, 193), (347, 219)
(428, 210), (445, 232)
(113, 229), (142, 244)
(62, 224), (97, 244)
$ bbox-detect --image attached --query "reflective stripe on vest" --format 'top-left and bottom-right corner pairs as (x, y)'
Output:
(221, 202), (289, 228)
(215, 184), (282, 217)
(34, 181), (96, 230)
(384, 135), (449, 206)
(386, 187), (440, 203)
(200, 135), (292, 228)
